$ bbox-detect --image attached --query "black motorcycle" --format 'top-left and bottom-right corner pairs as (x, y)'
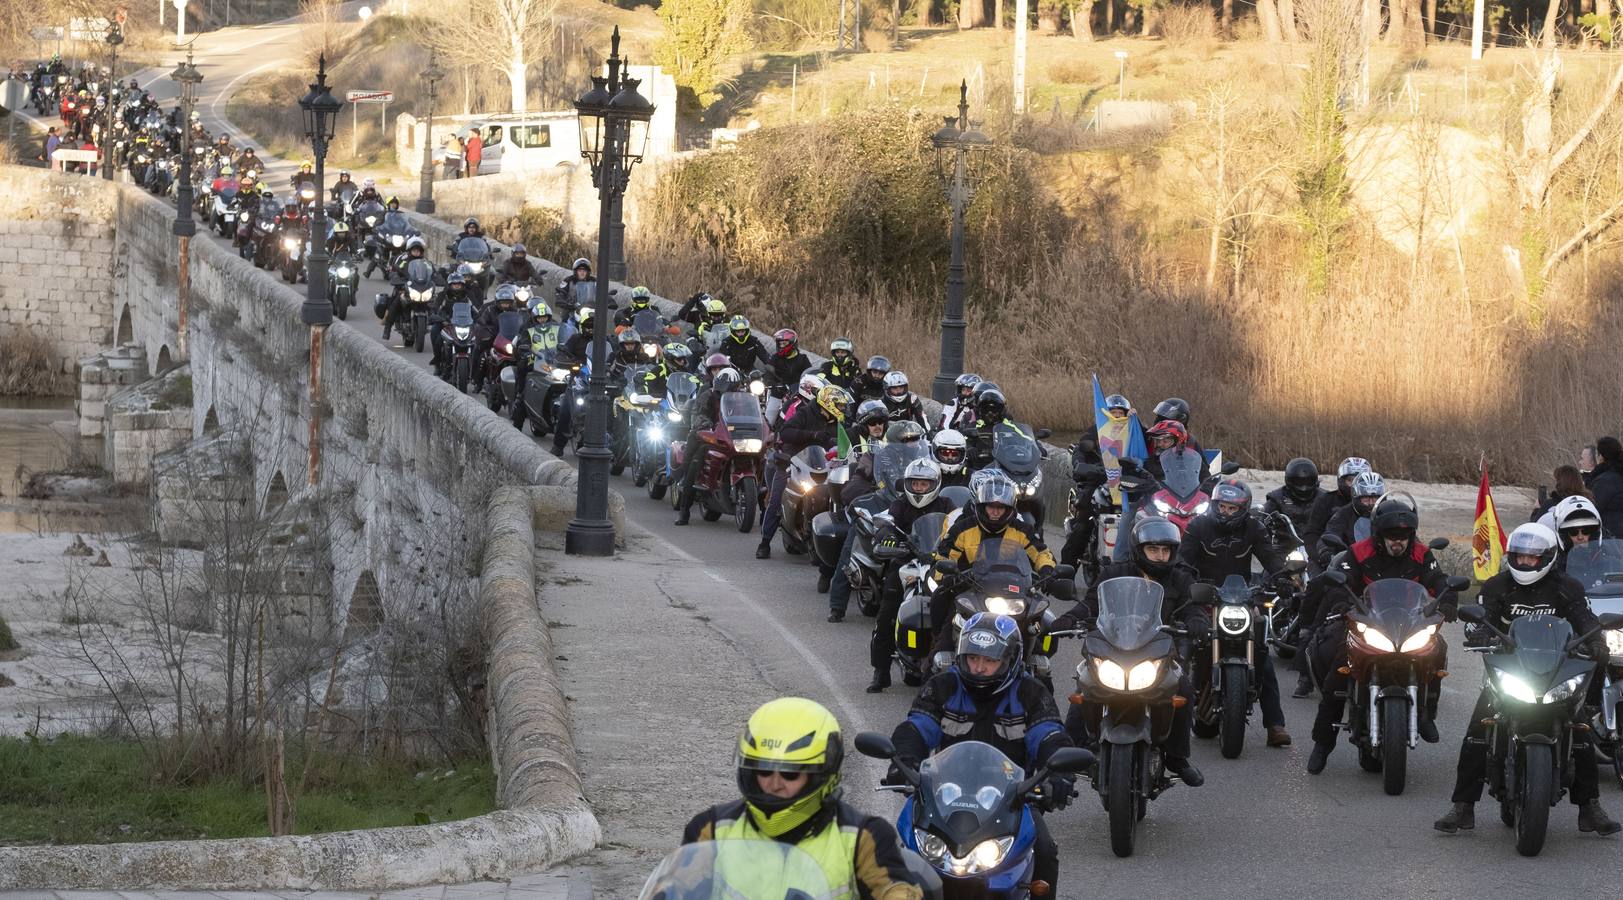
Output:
(327, 250), (359, 321)
(437, 301), (477, 393)
(451, 235), (500, 293)
(777, 445), (836, 556)
(1190, 574), (1268, 758)
(935, 539), (1072, 684)
(1460, 604), (1623, 856)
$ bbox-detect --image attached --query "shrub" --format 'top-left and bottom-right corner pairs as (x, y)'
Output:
(1049, 58), (1103, 85)
(1158, 1), (1216, 45)
(0, 328), (64, 395)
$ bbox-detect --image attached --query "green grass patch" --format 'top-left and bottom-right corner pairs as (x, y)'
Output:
(0, 735), (495, 845)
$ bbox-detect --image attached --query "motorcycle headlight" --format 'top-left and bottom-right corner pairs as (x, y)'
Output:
(282, 237), (297, 249)
(551, 368), (571, 383)
(575, 397), (585, 407)
(1606, 629), (1623, 660)
(408, 287), (428, 302)
(795, 477), (815, 492)
(1095, 658), (1126, 691)
(734, 438), (764, 454)
(1543, 673), (1588, 704)
(985, 596), (1026, 616)
(667, 410), (683, 422)
(750, 379), (766, 397)
(1355, 622), (1396, 653)
(365, 215), (377, 226)
(334, 266), (351, 278)
(1193, 501), (1210, 516)
(957, 837), (1014, 875)
(643, 343), (659, 358)
(1217, 605), (1252, 636)
(300, 188), (314, 198)
(466, 261), (483, 272)
(646, 425), (666, 443)
(1153, 498), (1173, 514)
(391, 235), (404, 247)
(1494, 670), (1539, 704)
(1287, 547), (1309, 564)
(914, 830), (949, 866)
(1399, 624), (1438, 654)
(1127, 659), (1160, 690)
(453, 326), (471, 340)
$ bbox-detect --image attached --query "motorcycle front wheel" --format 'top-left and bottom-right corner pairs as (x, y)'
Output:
(1381, 696), (1409, 796)
(1219, 664), (1249, 759)
(1515, 742), (1554, 856)
(734, 476), (757, 533)
(1104, 742), (1139, 858)
(454, 357), (470, 394)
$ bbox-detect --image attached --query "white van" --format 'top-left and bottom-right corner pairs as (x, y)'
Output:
(435, 112), (581, 175)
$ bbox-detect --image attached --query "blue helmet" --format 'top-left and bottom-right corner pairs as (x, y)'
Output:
(956, 613), (1022, 698)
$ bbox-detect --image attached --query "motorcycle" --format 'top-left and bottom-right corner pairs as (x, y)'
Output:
(645, 373), (700, 500)
(934, 540), (1072, 684)
(1121, 447), (1212, 536)
(614, 366), (662, 478)
(990, 424), (1047, 538)
(893, 506), (959, 686)
(1568, 542), (1623, 786)
(1189, 574), (1270, 758)
(486, 309), (527, 412)
(777, 445), (838, 556)
(1321, 572), (1461, 796)
(1459, 603), (1623, 856)
(855, 733), (1088, 899)
(327, 250), (359, 321)
(450, 235), (500, 293)
(247, 209), (279, 266)
(841, 442), (929, 617)
(371, 211), (416, 280)
(1061, 576), (1189, 857)
(210, 184), (238, 236)
(667, 391), (769, 531)
(1063, 462), (1121, 583)
(395, 258), (438, 352)
(437, 302), (477, 393)
(278, 225), (307, 284)
(517, 345), (580, 441)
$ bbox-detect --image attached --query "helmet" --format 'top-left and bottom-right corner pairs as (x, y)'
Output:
(362, 176), (376, 189)
(902, 457), (944, 509)
(447, 271), (468, 287)
(797, 372), (827, 402)
(1284, 458), (1320, 503)
(386, 195), (401, 208)
(1552, 496), (1603, 548)
(971, 470), (1019, 533)
(955, 373), (983, 395)
(511, 243), (527, 254)
(703, 352), (731, 373)
(630, 285), (651, 308)
(728, 315), (752, 339)
(1103, 393), (1131, 414)
(975, 388), (1007, 423)
(883, 370), (910, 399)
(701, 297), (728, 319)
(219, 163), (234, 176)
(1337, 457), (1371, 480)
(463, 216), (480, 230)
(712, 367), (741, 394)
(528, 299), (553, 320)
(337, 169), (350, 179)
(571, 257), (591, 273)
(664, 342), (692, 364)
(405, 235), (427, 253)
(1132, 515), (1182, 577)
(1371, 495), (1419, 551)
(1153, 397), (1191, 426)
(855, 400), (888, 429)
(932, 429), (968, 475)
(331, 220), (349, 234)
(1208, 478), (1252, 526)
(773, 328), (798, 354)
(735, 697), (843, 838)
(493, 283), (517, 306)
(830, 337), (853, 355)
(619, 329), (643, 348)
(816, 385), (851, 422)
(1145, 419), (1187, 450)
(1350, 471), (1386, 512)
(865, 356), (892, 377)
(1506, 523), (1559, 585)
(955, 613), (1023, 699)
(576, 307), (595, 330)
(887, 421), (927, 444)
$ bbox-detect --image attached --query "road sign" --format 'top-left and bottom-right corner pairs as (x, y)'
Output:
(68, 17), (112, 41)
(30, 26), (65, 41)
(346, 90), (393, 103)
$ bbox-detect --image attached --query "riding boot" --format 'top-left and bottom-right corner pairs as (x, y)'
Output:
(1293, 672), (1314, 699)
(1434, 802), (1475, 833)
(866, 666), (891, 693)
(674, 484), (695, 526)
(1579, 800), (1622, 835)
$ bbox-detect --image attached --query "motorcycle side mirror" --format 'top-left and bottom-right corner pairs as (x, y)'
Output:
(1321, 569), (1348, 586)
(854, 731), (896, 760)
(1051, 564), (1076, 582)
(1445, 575), (1470, 593)
(1044, 746), (1095, 775)
(1600, 613), (1623, 630)
(936, 559), (960, 576)
(1428, 537), (1451, 551)
(1189, 583), (1218, 604)
(1034, 428), (1053, 440)
(1320, 534), (1347, 552)
(1221, 462), (1241, 475)
(1455, 604), (1487, 625)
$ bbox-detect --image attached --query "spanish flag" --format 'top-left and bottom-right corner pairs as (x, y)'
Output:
(1472, 465), (1506, 581)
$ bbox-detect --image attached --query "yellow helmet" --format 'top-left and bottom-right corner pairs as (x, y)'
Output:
(736, 698), (843, 838)
(816, 386), (851, 423)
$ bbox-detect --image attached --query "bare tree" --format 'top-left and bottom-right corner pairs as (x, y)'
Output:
(417, 0), (562, 115)
(1182, 82), (1290, 294)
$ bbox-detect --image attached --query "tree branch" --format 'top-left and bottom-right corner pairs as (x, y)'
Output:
(1541, 193), (1623, 279)
(1549, 60), (1623, 179)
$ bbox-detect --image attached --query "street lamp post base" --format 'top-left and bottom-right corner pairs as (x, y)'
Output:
(930, 372), (957, 404)
(416, 197), (436, 214)
(565, 519), (617, 556)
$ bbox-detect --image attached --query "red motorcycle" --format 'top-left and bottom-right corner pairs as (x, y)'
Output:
(668, 391), (769, 532)
(1122, 447), (1214, 535)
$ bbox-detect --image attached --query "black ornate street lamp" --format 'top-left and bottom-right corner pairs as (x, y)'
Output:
(566, 26), (654, 557)
(928, 80), (991, 403)
(102, 24), (124, 181)
(170, 51), (203, 359)
(416, 50), (445, 215)
(297, 56), (343, 485)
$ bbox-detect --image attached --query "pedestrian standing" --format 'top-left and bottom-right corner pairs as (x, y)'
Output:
(79, 135), (98, 176)
(464, 128), (483, 178)
(41, 127), (60, 166)
(443, 133), (463, 180)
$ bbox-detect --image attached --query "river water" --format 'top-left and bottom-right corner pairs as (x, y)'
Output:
(0, 397), (89, 533)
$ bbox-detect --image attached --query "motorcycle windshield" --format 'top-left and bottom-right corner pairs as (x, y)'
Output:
(356, 202), (383, 222)
(381, 211), (409, 233)
(449, 302), (474, 328)
(874, 443), (929, 498)
(633, 309), (662, 336)
(911, 513), (948, 555)
(1362, 578), (1429, 636)
(666, 373), (700, 408)
(1095, 577), (1166, 651)
(404, 259), (435, 288)
(496, 311), (525, 340)
(992, 430), (1040, 479)
(916, 740), (1025, 856)
(636, 841), (836, 900)
(1565, 543), (1623, 597)
(1217, 574), (1250, 605)
(572, 282), (594, 309)
(454, 236), (491, 262)
(719, 392), (765, 440)
(1507, 615), (1575, 678)
(1160, 448), (1202, 501)
(969, 539), (1034, 608)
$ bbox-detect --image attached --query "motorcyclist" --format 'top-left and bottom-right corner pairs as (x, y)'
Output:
(889, 613), (1073, 896)
(675, 290), (720, 330)
(780, 373), (828, 427)
(763, 329), (812, 423)
(719, 314), (772, 374)
(938, 374), (983, 433)
(327, 219), (356, 256)
(355, 177), (383, 207)
(1149, 397), (1211, 481)
(550, 308), (599, 456)
(760, 385), (850, 559)
(1434, 523), (1619, 836)
(1050, 514), (1209, 785)
(825, 406), (903, 611)
(1304, 495), (1458, 774)
(880, 371), (928, 427)
(1549, 495), (1605, 570)
(819, 337), (860, 392)
(963, 387), (1029, 471)
(674, 367), (742, 525)
(866, 458), (956, 693)
(379, 234), (430, 339)
(1307, 457), (1371, 554)
(636, 342), (694, 400)
(854, 356), (892, 405)
(928, 470), (1058, 655)
(930, 429), (969, 489)
(504, 301), (558, 419)
(1315, 470), (1386, 566)
(609, 329), (648, 379)
(1059, 392), (1135, 573)
(1178, 477), (1293, 747)
(612, 285), (658, 328)
(684, 697), (925, 900)
(471, 281), (521, 392)
(1264, 458), (1327, 551)
(328, 169), (353, 201)
(209, 162), (238, 195)
(555, 257), (595, 311)
(290, 160), (316, 196)
(500, 243), (539, 284)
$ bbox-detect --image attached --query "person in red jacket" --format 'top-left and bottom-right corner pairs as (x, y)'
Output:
(464, 128), (483, 178)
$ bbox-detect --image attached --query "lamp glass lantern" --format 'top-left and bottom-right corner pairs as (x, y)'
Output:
(575, 76), (611, 172)
(298, 57), (342, 145)
(607, 76), (653, 185)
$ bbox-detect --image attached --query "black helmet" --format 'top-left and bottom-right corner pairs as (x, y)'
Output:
(865, 355), (892, 378)
(971, 470), (1018, 533)
(1152, 397), (1190, 426)
(1371, 496), (1419, 552)
(1208, 478), (1252, 527)
(1284, 458), (1320, 503)
(854, 399), (888, 428)
(975, 388), (1007, 423)
(1132, 515), (1181, 577)
(955, 613), (1023, 699)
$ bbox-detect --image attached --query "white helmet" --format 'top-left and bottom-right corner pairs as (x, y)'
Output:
(1350, 471), (1386, 500)
(1338, 457), (1371, 479)
(932, 429), (968, 475)
(1506, 523), (1559, 586)
(1551, 495), (1603, 546)
(798, 372), (828, 402)
(902, 457), (943, 509)
(362, 176), (376, 189)
(883, 370), (910, 397)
